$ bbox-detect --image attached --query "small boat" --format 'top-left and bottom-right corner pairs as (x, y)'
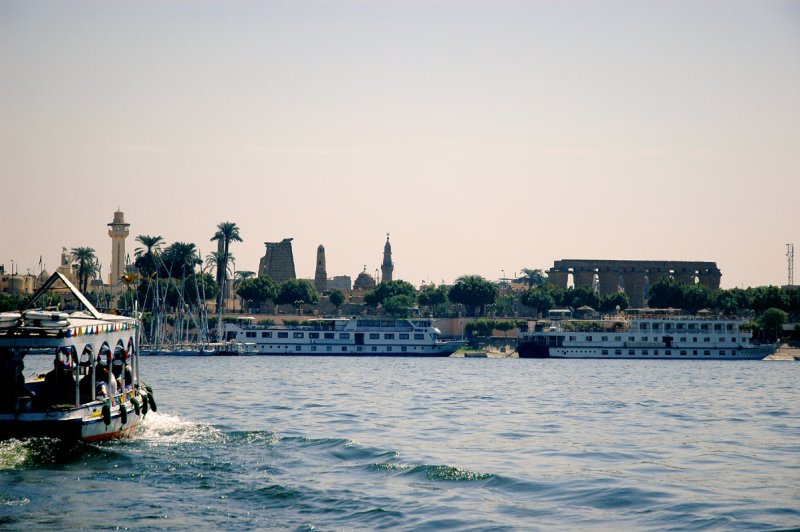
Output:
(0, 272), (156, 442)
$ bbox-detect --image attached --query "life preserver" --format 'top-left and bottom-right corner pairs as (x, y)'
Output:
(119, 404), (128, 425)
(102, 401), (111, 426)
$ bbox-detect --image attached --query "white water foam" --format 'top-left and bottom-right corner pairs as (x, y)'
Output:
(138, 411), (225, 446)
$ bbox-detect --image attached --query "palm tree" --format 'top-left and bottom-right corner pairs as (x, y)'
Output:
(205, 251), (235, 279)
(210, 222), (242, 310)
(161, 242), (202, 279)
(71, 247), (98, 294)
(134, 235), (164, 278)
(234, 270), (256, 288)
(521, 268), (547, 288)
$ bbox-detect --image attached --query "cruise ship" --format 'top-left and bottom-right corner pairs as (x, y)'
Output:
(517, 311), (776, 360)
(222, 317), (463, 356)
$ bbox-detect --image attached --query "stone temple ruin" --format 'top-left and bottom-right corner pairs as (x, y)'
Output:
(258, 238), (297, 283)
(547, 259), (722, 308)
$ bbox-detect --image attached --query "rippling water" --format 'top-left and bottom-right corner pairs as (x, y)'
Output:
(2, 356), (798, 530)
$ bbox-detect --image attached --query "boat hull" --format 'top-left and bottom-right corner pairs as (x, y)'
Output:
(518, 342), (775, 360)
(0, 402), (143, 442)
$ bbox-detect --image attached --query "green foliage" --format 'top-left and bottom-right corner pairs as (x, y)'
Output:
(257, 319), (275, 326)
(134, 235), (164, 278)
(495, 295), (515, 317)
(160, 242), (202, 279)
(183, 272), (218, 305)
(282, 319), (301, 326)
(382, 294), (416, 318)
(599, 292), (630, 313)
(417, 285), (448, 316)
(328, 290), (345, 309)
(464, 319), (519, 336)
(275, 279), (319, 305)
(70, 246), (98, 293)
(236, 275), (278, 310)
(558, 286), (600, 310)
(757, 307), (788, 342)
(520, 287), (555, 314)
(0, 293), (28, 312)
(520, 268), (547, 288)
(448, 275), (498, 316)
(364, 280), (417, 307)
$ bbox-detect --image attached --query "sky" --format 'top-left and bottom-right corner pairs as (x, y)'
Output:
(1, 0), (798, 289)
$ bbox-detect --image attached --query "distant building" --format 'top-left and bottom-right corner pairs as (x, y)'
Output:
(258, 238), (296, 283)
(107, 208), (130, 295)
(328, 275), (352, 291)
(381, 234), (394, 283)
(353, 267), (376, 291)
(314, 245), (327, 293)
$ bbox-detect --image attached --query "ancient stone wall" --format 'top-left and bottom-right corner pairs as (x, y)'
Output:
(258, 238), (297, 283)
(546, 259), (721, 308)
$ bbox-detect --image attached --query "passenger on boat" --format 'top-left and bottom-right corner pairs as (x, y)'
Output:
(112, 350), (133, 389)
(43, 357), (75, 406)
(94, 357), (119, 398)
(0, 348), (26, 410)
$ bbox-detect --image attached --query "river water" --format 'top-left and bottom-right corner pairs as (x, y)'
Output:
(1, 356), (798, 530)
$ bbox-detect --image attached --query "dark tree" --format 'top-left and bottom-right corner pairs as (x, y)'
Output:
(364, 280), (417, 307)
(448, 275), (498, 316)
(275, 279), (319, 305)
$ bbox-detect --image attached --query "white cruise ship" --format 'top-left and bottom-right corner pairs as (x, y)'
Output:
(517, 312), (776, 360)
(222, 317), (463, 357)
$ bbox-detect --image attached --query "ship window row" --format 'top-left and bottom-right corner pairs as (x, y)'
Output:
(599, 348), (733, 357)
(565, 334), (741, 344)
(249, 331), (427, 341)
(258, 345), (425, 352)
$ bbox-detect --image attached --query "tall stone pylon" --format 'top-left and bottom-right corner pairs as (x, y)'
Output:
(381, 233), (394, 283)
(314, 245), (327, 293)
(108, 208), (130, 294)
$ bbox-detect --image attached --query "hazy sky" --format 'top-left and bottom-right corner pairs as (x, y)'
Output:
(1, 0), (798, 289)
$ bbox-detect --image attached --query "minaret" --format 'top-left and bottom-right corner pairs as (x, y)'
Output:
(314, 245), (327, 293)
(381, 233), (394, 283)
(108, 208), (130, 293)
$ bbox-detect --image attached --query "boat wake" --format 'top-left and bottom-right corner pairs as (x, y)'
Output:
(0, 437), (88, 469)
(138, 411), (225, 446)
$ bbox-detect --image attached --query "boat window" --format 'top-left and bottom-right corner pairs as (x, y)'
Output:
(615, 350), (622, 355)
(680, 337), (686, 342)
(714, 324), (722, 330)
(381, 321), (394, 327)
(414, 334), (424, 340)
(387, 347), (392, 352)
(720, 350), (726, 355)
(629, 336), (635, 341)
(246, 332), (257, 338)
(324, 333), (335, 339)
(370, 333), (380, 340)
(293, 332), (304, 338)
(642, 336), (648, 341)
(614, 336), (621, 341)
(652, 323), (660, 330)
(342, 346), (347, 351)
(399, 333), (409, 340)
(726, 324), (734, 330)
(628, 350), (635, 355)
(295, 345), (301, 351)
(401, 346), (407, 352)
(640, 323), (648, 330)
(677, 323), (684, 330)
(569, 335), (576, 341)
(704, 337), (710, 342)
(665, 350), (671, 356)
(701, 324), (709, 330)
(339, 333), (350, 339)
(372, 346), (377, 351)
(602, 350), (609, 355)
(601, 336), (608, 341)
(688, 323), (697, 330)
(262, 332), (272, 338)
(586, 336), (592, 341)
(326, 346), (332, 351)
(680, 350), (687, 356)
(385, 333), (395, 340)
(278, 332), (288, 338)
(311, 346), (316, 351)
(704, 350), (711, 356)
(642, 349), (648, 355)
(357, 346), (363, 352)
(309, 332), (319, 339)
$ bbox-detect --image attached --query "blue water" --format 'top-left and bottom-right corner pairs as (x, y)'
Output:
(1, 356), (798, 530)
